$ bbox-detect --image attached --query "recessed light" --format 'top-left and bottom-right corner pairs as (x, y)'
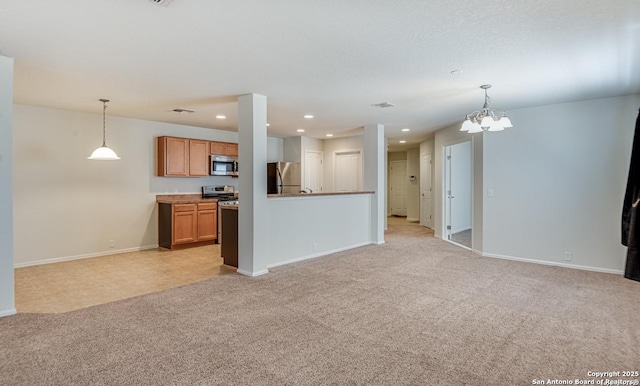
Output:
(297, 129), (305, 133)
(401, 128), (410, 132)
(172, 108), (195, 114)
(326, 134), (333, 137)
(304, 115), (314, 119)
(399, 140), (406, 144)
(215, 115), (226, 119)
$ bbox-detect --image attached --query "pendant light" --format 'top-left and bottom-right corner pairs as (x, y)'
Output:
(88, 99), (121, 160)
(460, 85), (513, 134)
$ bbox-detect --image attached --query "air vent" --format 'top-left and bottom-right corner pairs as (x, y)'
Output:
(172, 108), (195, 114)
(147, 0), (173, 6)
(371, 102), (395, 108)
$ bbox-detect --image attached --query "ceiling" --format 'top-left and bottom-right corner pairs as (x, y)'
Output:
(1, 0), (639, 151)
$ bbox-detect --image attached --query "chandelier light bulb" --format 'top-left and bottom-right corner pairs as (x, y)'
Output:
(498, 115), (513, 128)
(460, 117), (475, 132)
(468, 120), (483, 134)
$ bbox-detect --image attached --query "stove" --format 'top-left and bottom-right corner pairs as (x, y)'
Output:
(202, 186), (238, 243)
(202, 185), (235, 201)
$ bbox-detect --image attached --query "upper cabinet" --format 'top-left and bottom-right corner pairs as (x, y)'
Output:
(210, 141), (238, 157)
(157, 136), (210, 177)
(158, 136), (237, 177)
(158, 136), (190, 176)
(188, 140), (210, 176)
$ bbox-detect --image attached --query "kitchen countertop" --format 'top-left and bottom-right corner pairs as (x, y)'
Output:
(156, 194), (219, 204)
(267, 191), (374, 198)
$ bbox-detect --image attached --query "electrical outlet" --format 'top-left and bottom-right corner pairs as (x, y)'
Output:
(313, 242), (319, 251)
(564, 251), (572, 261)
(109, 240), (115, 248)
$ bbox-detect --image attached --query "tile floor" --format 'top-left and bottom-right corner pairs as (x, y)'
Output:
(15, 244), (235, 314)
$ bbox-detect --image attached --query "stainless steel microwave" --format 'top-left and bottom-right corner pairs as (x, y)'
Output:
(210, 155), (238, 176)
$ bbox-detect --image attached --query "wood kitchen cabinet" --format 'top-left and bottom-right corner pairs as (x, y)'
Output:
(196, 202), (217, 241)
(157, 136), (210, 177)
(210, 141), (238, 157)
(158, 202), (217, 249)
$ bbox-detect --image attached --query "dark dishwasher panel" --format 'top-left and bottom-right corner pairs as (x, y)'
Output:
(220, 207), (238, 267)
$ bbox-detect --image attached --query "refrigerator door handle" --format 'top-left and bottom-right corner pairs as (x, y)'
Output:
(276, 166), (283, 193)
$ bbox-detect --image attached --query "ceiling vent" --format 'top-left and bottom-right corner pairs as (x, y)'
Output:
(172, 108), (195, 114)
(371, 102), (395, 108)
(147, 0), (173, 6)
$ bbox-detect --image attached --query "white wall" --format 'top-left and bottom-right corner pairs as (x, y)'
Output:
(267, 137), (284, 162)
(0, 56), (15, 317)
(406, 148), (420, 221)
(12, 104), (242, 266)
(323, 135), (364, 192)
(266, 194), (373, 267)
(449, 141), (472, 233)
(283, 136), (302, 162)
(482, 94), (640, 272)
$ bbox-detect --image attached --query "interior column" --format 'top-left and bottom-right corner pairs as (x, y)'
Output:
(237, 93), (269, 276)
(364, 124), (385, 244)
(0, 55), (15, 317)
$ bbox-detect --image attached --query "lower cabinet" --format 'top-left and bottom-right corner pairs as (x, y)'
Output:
(159, 202), (217, 249)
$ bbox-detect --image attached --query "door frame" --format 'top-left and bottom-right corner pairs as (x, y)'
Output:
(442, 138), (474, 250)
(420, 152), (433, 228)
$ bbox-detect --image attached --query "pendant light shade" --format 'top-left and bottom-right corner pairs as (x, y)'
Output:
(88, 99), (120, 160)
(88, 146), (121, 160)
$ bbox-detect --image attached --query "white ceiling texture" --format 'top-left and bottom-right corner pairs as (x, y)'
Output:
(1, 0), (639, 150)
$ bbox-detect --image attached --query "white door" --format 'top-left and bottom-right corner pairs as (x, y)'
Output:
(335, 152), (360, 192)
(390, 160), (407, 216)
(420, 153), (432, 228)
(444, 141), (472, 246)
(304, 150), (323, 193)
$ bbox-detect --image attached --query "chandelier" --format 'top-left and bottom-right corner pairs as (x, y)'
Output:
(88, 99), (121, 160)
(460, 84), (513, 133)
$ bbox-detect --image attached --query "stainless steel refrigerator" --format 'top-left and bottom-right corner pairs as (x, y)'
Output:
(267, 162), (301, 194)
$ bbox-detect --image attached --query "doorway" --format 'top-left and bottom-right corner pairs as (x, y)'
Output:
(304, 150), (323, 193)
(334, 150), (361, 192)
(420, 153), (433, 228)
(390, 160), (408, 216)
(443, 141), (472, 248)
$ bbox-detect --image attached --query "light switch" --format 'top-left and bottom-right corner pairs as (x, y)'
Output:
(487, 188), (494, 197)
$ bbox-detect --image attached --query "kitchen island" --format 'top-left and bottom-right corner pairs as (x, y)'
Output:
(220, 205), (238, 268)
(264, 191), (376, 268)
(267, 191), (374, 198)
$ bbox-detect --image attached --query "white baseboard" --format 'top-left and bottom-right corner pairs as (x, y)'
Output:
(267, 241), (373, 269)
(481, 252), (624, 275)
(14, 244), (160, 268)
(406, 217), (419, 222)
(236, 269), (269, 277)
(0, 308), (17, 318)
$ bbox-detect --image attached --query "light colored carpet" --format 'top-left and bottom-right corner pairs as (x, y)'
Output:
(1, 218), (638, 385)
(451, 228), (472, 248)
